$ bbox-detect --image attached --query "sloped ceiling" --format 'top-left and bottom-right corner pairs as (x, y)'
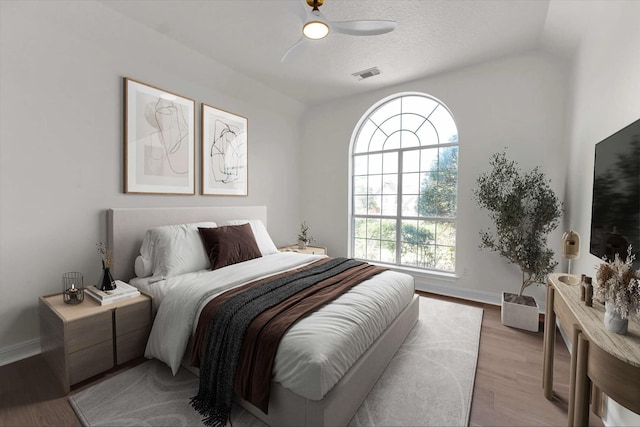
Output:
(100, 0), (581, 105)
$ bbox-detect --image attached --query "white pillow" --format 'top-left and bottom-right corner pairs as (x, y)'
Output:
(138, 221), (217, 278)
(222, 219), (278, 256)
(134, 255), (152, 278)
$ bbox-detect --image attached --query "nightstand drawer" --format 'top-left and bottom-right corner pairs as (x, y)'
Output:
(69, 339), (114, 384)
(115, 298), (151, 336)
(67, 311), (113, 353)
(116, 327), (150, 364)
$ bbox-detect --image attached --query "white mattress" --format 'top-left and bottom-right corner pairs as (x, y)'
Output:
(140, 252), (415, 401)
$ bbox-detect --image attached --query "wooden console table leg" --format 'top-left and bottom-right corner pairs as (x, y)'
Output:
(591, 384), (604, 418)
(543, 284), (555, 399)
(567, 325), (580, 425)
(573, 333), (590, 427)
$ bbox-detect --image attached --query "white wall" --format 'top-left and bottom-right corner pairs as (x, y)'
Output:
(0, 0), (304, 362)
(563, 2), (640, 425)
(3, 5), (638, 423)
(299, 51), (569, 306)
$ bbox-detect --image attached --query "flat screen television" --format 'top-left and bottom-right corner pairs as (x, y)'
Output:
(589, 118), (640, 269)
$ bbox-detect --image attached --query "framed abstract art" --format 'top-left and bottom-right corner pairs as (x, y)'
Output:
(201, 103), (248, 196)
(124, 78), (195, 195)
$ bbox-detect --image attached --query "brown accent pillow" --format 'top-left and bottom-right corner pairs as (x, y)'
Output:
(198, 224), (262, 270)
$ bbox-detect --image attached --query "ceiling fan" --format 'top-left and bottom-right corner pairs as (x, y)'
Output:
(281, 0), (397, 63)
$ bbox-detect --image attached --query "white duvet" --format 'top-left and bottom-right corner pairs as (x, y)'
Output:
(144, 252), (414, 401)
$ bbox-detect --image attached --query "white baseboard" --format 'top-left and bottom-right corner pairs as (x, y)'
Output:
(415, 280), (547, 314)
(0, 338), (41, 366)
(415, 280), (501, 305)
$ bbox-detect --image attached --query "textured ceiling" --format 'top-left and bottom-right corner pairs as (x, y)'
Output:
(100, 0), (561, 105)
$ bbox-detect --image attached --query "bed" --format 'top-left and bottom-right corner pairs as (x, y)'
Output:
(107, 206), (419, 426)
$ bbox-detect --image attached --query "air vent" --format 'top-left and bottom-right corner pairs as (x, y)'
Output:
(352, 67), (381, 81)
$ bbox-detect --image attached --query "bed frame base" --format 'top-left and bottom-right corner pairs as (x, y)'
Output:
(235, 295), (419, 426)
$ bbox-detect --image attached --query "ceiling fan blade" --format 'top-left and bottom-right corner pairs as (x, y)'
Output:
(281, 36), (309, 63)
(330, 20), (397, 36)
(288, 0), (311, 23)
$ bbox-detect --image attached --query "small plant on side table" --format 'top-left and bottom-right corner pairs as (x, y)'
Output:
(298, 221), (314, 249)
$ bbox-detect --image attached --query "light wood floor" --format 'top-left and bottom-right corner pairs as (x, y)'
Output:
(0, 293), (603, 426)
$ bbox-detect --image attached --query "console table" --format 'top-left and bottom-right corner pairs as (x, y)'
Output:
(543, 273), (640, 426)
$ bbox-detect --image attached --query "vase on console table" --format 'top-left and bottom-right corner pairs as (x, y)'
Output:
(604, 302), (628, 335)
(594, 245), (638, 336)
(99, 267), (116, 291)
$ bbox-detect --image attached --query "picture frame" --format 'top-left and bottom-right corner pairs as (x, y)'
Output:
(201, 103), (248, 196)
(124, 78), (195, 195)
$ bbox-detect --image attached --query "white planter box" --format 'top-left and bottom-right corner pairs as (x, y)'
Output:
(501, 292), (539, 332)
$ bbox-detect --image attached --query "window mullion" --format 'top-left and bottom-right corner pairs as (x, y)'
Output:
(395, 150), (403, 265)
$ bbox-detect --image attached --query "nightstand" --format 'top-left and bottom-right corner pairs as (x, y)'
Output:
(279, 244), (327, 255)
(39, 291), (152, 393)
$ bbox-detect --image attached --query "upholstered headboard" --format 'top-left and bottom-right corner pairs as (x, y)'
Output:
(107, 206), (268, 281)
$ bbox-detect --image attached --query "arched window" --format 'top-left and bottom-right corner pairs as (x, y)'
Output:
(349, 93), (458, 273)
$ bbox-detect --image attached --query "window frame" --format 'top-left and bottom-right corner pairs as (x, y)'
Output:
(347, 92), (459, 275)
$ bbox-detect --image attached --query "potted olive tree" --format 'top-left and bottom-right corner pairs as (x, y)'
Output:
(474, 151), (563, 332)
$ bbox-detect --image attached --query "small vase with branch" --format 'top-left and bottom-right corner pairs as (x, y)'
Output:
(96, 242), (116, 291)
(297, 221), (314, 249)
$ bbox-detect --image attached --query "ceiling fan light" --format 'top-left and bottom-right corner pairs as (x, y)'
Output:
(303, 21), (329, 39)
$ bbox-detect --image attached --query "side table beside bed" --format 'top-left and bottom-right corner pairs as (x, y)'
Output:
(278, 244), (327, 255)
(39, 291), (152, 393)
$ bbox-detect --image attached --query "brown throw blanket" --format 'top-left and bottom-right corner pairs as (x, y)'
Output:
(190, 257), (385, 426)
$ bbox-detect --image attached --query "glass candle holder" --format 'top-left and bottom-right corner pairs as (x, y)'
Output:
(62, 272), (84, 304)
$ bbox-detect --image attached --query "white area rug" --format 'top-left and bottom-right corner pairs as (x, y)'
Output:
(69, 297), (483, 427)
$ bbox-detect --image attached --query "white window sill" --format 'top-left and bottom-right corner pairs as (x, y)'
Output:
(357, 259), (458, 282)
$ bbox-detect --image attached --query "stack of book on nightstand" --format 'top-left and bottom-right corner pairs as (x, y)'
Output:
(85, 280), (140, 305)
